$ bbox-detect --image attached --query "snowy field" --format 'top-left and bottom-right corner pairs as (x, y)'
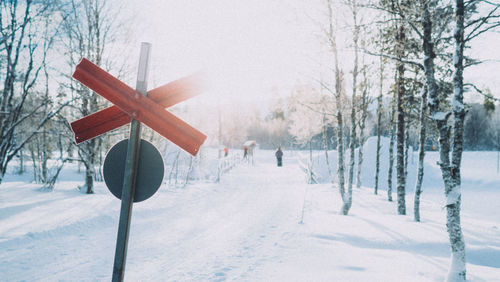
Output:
(1, 139), (500, 281)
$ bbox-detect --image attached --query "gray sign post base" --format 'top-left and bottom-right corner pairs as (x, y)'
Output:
(112, 42), (152, 282)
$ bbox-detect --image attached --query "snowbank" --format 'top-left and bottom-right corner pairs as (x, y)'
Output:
(298, 136), (500, 220)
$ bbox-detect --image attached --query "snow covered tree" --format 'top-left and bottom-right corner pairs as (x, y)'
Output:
(356, 47), (372, 189)
(394, 2), (408, 215)
(346, 0), (360, 202)
(374, 42), (387, 195)
(387, 80), (396, 202)
(424, 1), (466, 278)
(289, 84), (324, 183)
(371, 0), (416, 204)
(325, 0), (350, 215)
(61, 0), (126, 193)
(218, 105), (251, 149)
(288, 85), (325, 146)
(414, 87), (427, 222)
(262, 98), (292, 149)
(0, 0), (67, 184)
(421, 0), (499, 279)
(490, 107), (500, 173)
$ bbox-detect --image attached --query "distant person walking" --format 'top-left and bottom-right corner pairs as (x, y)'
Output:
(224, 147), (228, 157)
(275, 146), (283, 167)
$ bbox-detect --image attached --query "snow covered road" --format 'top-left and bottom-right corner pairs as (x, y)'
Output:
(131, 160), (306, 281)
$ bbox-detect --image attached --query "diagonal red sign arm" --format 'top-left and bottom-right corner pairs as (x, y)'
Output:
(70, 72), (205, 144)
(72, 58), (207, 156)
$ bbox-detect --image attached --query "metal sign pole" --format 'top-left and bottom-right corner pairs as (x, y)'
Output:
(112, 42), (152, 282)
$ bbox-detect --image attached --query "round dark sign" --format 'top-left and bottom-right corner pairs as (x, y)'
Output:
(103, 139), (164, 202)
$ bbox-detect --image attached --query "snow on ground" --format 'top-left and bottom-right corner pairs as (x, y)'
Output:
(0, 144), (499, 281)
(302, 136), (500, 222)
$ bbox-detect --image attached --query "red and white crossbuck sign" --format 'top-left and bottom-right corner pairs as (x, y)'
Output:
(70, 58), (206, 156)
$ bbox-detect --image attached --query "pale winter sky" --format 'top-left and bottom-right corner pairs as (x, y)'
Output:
(120, 0), (500, 107)
(122, 0), (321, 108)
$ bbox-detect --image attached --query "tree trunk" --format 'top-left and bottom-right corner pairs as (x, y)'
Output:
(183, 156), (194, 188)
(328, 0), (349, 215)
(30, 147), (38, 183)
(63, 0), (116, 195)
(356, 116), (365, 189)
(308, 140), (314, 184)
(18, 148), (25, 174)
(396, 24), (407, 215)
(404, 116), (410, 181)
(414, 88), (427, 222)
(447, 0), (466, 280)
(337, 111), (349, 215)
(0, 1), (60, 184)
(375, 55), (385, 195)
(422, 0), (466, 279)
(387, 71), (397, 202)
(356, 56), (369, 189)
(347, 0), (359, 212)
(323, 114), (334, 182)
(169, 150), (181, 185)
(40, 61), (50, 184)
(347, 110), (356, 200)
(85, 162), (94, 194)
(78, 138), (97, 194)
(175, 152), (180, 186)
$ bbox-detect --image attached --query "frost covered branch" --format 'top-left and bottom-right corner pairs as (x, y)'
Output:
(361, 48), (424, 70)
(464, 83), (500, 101)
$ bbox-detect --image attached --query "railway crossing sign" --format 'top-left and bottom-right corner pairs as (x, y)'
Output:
(70, 71), (204, 146)
(70, 42), (206, 281)
(71, 58), (206, 156)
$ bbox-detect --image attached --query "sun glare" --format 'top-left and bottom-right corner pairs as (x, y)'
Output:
(125, 0), (318, 108)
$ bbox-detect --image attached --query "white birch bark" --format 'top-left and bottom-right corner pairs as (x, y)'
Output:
(396, 23), (407, 215)
(356, 57), (369, 189)
(323, 114), (334, 182)
(346, 0), (360, 213)
(327, 0), (348, 215)
(447, 0), (466, 279)
(374, 54), (384, 195)
(421, 0), (466, 279)
(414, 88), (427, 222)
(387, 81), (396, 202)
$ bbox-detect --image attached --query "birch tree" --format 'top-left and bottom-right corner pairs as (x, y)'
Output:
(318, 88), (336, 182)
(288, 85), (324, 183)
(394, 5), (407, 215)
(371, 1), (403, 203)
(346, 0), (360, 206)
(356, 51), (371, 189)
(414, 87), (427, 222)
(387, 79), (396, 202)
(61, 0), (124, 193)
(402, 1), (452, 222)
(374, 46), (386, 195)
(326, 0), (350, 215)
(420, 0), (499, 279)
(423, 0), (466, 277)
(374, 0), (427, 211)
(0, 0), (67, 183)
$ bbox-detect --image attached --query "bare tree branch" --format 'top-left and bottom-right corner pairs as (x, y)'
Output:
(464, 83), (500, 101)
(361, 48), (424, 70)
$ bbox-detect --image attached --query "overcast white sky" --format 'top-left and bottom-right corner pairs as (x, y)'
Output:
(120, 0), (500, 107)
(121, 0), (321, 108)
